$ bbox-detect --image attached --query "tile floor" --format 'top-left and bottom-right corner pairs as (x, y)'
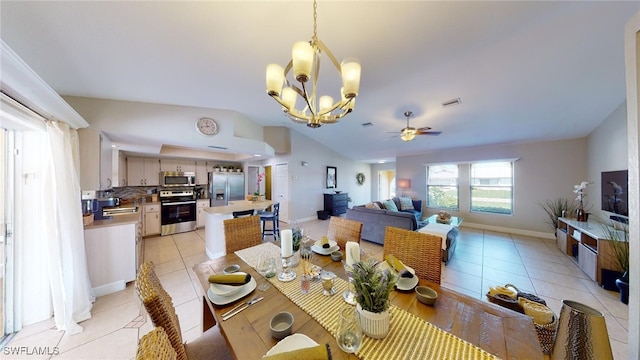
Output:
(3, 220), (629, 359)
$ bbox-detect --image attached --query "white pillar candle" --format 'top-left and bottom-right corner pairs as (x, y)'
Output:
(281, 229), (293, 257)
(345, 241), (360, 266)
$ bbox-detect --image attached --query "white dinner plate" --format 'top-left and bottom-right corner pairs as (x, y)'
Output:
(378, 261), (419, 291)
(311, 244), (339, 255)
(207, 277), (257, 306)
(209, 272), (249, 296)
(265, 333), (318, 356)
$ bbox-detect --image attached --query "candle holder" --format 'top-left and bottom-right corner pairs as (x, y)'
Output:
(278, 254), (297, 282)
(342, 262), (356, 305)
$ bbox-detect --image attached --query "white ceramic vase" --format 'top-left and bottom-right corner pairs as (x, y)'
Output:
(356, 303), (390, 339)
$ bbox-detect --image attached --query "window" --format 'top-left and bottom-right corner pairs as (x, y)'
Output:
(427, 164), (458, 210)
(470, 161), (513, 215)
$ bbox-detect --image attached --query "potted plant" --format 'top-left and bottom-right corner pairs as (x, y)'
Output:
(601, 221), (629, 304)
(351, 258), (396, 339)
(539, 198), (577, 231)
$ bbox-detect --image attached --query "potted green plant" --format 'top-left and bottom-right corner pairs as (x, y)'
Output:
(539, 198), (577, 231)
(351, 258), (396, 339)
(601, 220), (629, 304)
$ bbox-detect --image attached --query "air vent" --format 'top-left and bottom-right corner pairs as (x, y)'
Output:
(361, 122), (373, 127)
(208, 145), (228, 150)
(442, 98), (461, 107)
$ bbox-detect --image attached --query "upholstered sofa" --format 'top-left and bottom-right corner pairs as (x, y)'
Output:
(345, 198), (422, 245)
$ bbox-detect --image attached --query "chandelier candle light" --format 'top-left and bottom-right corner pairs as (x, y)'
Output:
(265, 0), (361, 128)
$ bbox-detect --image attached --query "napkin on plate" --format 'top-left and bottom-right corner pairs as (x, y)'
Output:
(262, 344), (331, 360)
(208, 273), (251, 285)
(384, 254), (413, 278)
(519, 297), (554, 325)
(320, 236), (330, 248)
(488, 285), (517, 299)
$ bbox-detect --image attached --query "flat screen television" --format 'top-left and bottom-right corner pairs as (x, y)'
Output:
(601, 170), (628, 217)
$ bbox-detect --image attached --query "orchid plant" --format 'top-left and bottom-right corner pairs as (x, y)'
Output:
(254, 172), (265, 196)
(573, 181), (590, 209)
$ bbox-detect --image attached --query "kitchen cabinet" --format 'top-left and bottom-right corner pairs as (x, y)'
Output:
(143, 203), (161, 236)
(84, 222), (136, 296)
(196, 161), (210, 185)
(78, 128), (113, 190)
(127, 157), (160, 186)
(197, 199), (208, 228)
(112, 149), (128, 187)
(160, 159), (196, 173)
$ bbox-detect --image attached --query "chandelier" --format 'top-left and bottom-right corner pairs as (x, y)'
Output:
(265, 0), (361, 128)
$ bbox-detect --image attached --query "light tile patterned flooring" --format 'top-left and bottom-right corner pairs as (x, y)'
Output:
(3, 220), (628, 359)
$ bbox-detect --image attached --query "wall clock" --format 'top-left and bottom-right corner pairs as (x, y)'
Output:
(195, 117), (218, 136)
(356, 173), (365, 185)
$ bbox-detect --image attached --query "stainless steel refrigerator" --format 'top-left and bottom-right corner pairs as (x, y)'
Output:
(209, 172), (245, 206)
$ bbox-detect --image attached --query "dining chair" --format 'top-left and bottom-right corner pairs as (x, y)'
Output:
(136, 262), (233, 360)
(223, 215), (263, 253)
(136, 326), (178, 360)
(232, 209), (255, 218)
(326, 216), (363, 250)
(383, 226), (442, 284)
(259, 203), (280, 240)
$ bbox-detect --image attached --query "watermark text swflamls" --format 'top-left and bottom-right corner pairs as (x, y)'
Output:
(3, 346), (60, 356)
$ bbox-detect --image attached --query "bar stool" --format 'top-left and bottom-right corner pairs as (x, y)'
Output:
(232, 209), (255, 218)
(260, 203), (280, 240)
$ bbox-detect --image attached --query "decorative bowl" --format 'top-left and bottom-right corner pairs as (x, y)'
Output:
(270, 312), (294, 340)
(415, 286), (438, 305)
(331, 251), (343, 262)
(334, 191), (342, 194)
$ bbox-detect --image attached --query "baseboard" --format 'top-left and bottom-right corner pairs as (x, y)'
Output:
(92, 280), (126, 297)
(461, 222), (555, 240)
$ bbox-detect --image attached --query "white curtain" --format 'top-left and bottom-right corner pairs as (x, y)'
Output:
(42, 121), (94, 334)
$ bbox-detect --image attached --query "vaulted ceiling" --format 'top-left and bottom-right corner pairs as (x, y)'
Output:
(2, 1), (638, 162)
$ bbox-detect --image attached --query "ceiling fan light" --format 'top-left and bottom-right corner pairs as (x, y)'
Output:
(266, 64), (284, 96)
(292, 41), (314, 83)
(401, 132), (415, 142)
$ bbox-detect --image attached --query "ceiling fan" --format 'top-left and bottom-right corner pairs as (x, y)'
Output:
(387, 111), (442, 142)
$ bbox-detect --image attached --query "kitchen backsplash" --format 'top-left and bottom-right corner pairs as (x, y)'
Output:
(113, 186), (159, 201)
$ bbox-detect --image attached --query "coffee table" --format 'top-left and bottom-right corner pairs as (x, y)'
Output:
(426, 214), (463, 227)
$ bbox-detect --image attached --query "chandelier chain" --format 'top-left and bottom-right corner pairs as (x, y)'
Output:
(312, 0), (318, 41)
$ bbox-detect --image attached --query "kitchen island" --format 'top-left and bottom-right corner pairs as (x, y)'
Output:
(203, 200), (273, 259)
(84, 208), (141, 296)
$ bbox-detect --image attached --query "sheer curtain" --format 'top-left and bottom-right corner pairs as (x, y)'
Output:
(42, 120), (94, 334)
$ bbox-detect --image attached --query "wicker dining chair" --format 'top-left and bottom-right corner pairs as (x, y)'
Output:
(223, 215), (263, 253)
(383, 226), (443, 284)
(326, 217), (363, 250)
(136, 327), (178, 360)
(136, 262), (232, 360)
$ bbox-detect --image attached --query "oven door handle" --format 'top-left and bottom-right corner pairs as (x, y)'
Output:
(161, 201), (196, 206)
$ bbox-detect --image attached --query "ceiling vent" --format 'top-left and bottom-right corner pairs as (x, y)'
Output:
(361, 122), (373, 127)
(208, 145), (228, 150)
(442, 98), (461, 107)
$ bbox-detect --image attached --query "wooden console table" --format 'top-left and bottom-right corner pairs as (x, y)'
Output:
(556, 217), (622, 285)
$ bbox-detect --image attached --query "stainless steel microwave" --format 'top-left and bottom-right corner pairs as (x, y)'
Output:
(161, 171), (196, 187)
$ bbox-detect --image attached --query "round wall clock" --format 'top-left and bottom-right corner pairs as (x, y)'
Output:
(195, 117), (218, 136)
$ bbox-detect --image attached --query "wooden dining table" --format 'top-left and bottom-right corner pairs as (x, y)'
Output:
(193, 243), (544, 360)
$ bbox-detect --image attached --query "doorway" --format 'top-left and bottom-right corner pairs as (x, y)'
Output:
(274, 163), (289, 222)
(378, 170), (396, 200)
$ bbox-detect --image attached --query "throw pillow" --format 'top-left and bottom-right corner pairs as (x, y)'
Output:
(399, 196), (414, 211)
(382, 199), (398, 212)
(365, 202), (377, 209)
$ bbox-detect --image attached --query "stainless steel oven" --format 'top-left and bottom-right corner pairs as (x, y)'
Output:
(160, 189), (197, 235)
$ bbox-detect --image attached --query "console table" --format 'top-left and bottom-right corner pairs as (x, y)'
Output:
(556, 217), (621, 285)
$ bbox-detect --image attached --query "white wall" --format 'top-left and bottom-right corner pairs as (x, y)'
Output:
(396, 138), (588, 236)
(254, 128), (371, 222)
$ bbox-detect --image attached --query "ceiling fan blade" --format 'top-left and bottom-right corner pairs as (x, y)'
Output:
(416, 130), (442, 136)
(383, 134), (399, 141)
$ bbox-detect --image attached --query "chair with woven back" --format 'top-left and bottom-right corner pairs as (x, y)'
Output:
(326, 216), (363, 251)
(136, 326), (178, 360)
(136, 262), (232, 360)
(383, 226), (443, 284)
(223, 215), (263, 254)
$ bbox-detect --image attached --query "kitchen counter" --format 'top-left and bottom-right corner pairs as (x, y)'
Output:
(203, 200), (273, 259)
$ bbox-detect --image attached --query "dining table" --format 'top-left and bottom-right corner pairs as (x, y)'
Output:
(193, 242), (544, 359)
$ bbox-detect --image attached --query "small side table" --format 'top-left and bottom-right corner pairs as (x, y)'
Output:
(426, 214), (464, 227)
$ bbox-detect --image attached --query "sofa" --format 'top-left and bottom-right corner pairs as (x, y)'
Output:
(346, 206), (418, 245)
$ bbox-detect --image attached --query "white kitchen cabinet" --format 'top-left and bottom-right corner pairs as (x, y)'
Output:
(112, 149), (128, 187)
(160, 159), (196, 173)
(143, 203), (161, 236)
(196, 199), (208, 228)
(78, 128), (113, 190)
(84, 222), (136, 296)
(196, 161), (210, 185)
(127, 157), (160, 186)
